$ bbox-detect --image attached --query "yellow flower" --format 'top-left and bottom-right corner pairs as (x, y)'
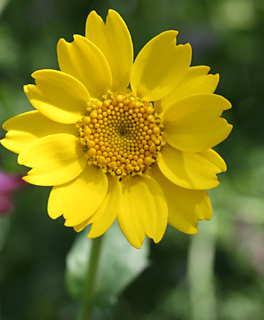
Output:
(0, 10), (232, 248)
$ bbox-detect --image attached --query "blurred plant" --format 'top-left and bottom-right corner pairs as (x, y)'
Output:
(0, 168), (25, 215)
(0, 166), (25, 257)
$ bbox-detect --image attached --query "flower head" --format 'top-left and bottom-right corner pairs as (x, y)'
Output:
(0, 10), (232, 248)
(0, 169), (25, 215)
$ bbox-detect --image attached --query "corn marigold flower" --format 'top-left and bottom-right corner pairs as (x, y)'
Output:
(0, 10), (232, 248)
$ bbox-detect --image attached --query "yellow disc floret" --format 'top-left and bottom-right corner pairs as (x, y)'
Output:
(76, 90), (164, 179)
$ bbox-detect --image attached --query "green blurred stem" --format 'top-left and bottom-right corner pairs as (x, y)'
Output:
(78, 236), (103, 320)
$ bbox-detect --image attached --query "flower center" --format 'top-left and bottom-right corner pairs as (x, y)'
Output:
(77, 90), (164, 179)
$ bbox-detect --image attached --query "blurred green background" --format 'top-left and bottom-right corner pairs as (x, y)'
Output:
(1, 0), (264, 319)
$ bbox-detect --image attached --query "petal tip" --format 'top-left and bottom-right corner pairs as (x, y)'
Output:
(0, 138), (9, 150)
(221, 159), (228, 173)
(89, 10), (98, 16)
(213, 180), (220, 188)
(108, 9), (118, 16)
(132, 241), (143, 250)
(48, 211), (61, 220)
(87, 229), (102, 239)
(182, 42), (192, 58)
(73, 34), (82, 41)
(21, 175), (30, 183)
(17, 154), (24, 165)
(1, 120), (7, 131)
(166, 30), (179, 42)
(23, 84), (29, 93)
(57, 38), (69, 52)
(73, 225), (82, 232)
(190, 228), (198, 235)
(226, 123), (233, 137)
(225, 100), (232, 111)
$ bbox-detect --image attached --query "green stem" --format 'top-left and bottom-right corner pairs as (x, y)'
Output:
(78, 236), (103, 320)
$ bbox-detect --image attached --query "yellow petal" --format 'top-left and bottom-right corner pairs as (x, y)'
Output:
(18, 133), (86, 186)
(163, 93), (232, 152)
(131, 31), (191, 101)
(57, 35), (112, 99)
(163, 93), (231, 125)
(24, 70), (89, 124)
(1, 111), (77, 154)
(73, 220), (89, 233)
(159, 66), (219, 112)
(117, 175), (168, 249)
(74, 175), (121, 236)
(48, 165), (108, 226)
(167, 118), (232, 152)
(158, 144), (226, 190)
(151, 165), (212, 234)
(85, 10), (133, 92)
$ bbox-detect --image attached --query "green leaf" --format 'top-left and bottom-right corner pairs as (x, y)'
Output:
(65, 221), (150, 308)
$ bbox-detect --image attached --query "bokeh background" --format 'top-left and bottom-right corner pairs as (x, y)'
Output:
(1, 0), (264, 319)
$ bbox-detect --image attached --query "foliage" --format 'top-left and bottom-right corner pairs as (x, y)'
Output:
(1, 0), (264, 319)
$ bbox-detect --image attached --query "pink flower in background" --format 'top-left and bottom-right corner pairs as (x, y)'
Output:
(0, 170), (25, 215)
